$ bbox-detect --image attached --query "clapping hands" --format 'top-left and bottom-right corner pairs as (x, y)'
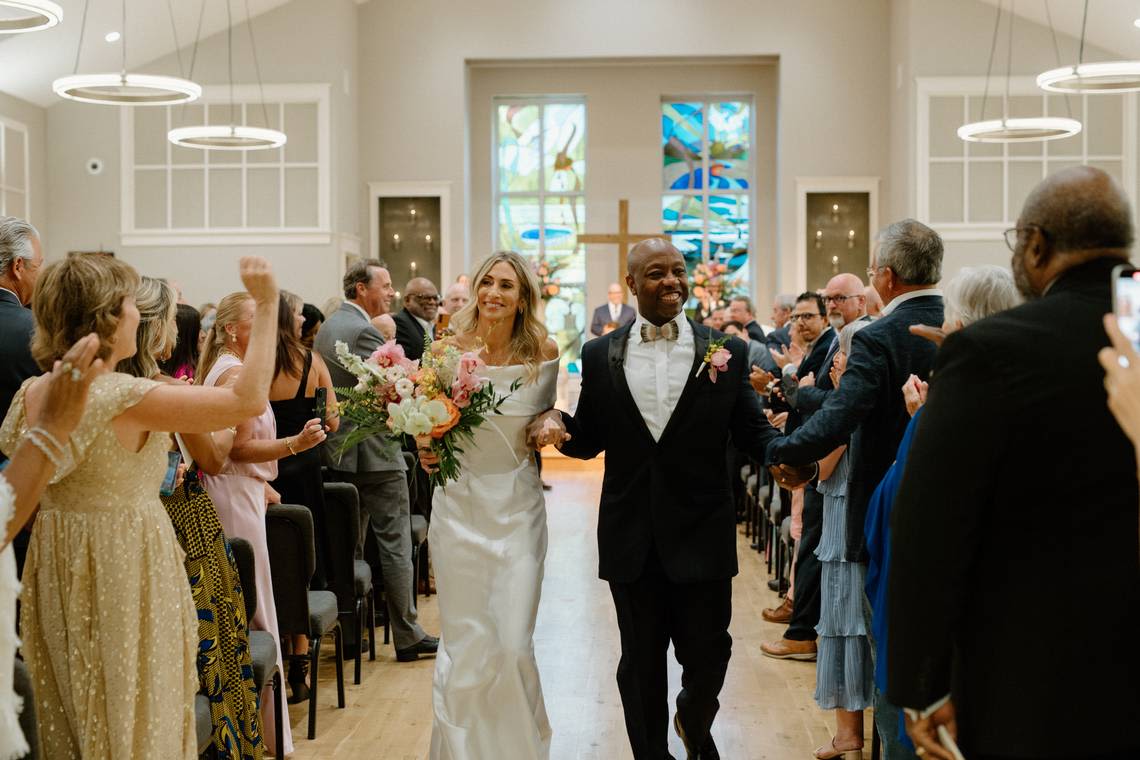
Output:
(769, 342), (804, 370)
(902, 374), (928, 417)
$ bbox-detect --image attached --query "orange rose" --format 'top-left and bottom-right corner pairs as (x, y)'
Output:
(430, 396), (462, 439)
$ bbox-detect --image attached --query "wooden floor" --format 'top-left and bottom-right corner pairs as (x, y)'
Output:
(287, 457), (868, 759)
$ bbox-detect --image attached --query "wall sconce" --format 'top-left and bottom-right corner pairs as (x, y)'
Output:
(392, 233), (401, 251)
(394, 290), (401, 300)
(814, 229), (823, 249)
(831, 203), (840, 222)
(410, 260), (418, 276)
(409, 207), (417, 223)
(847, 229), (856, 249)
(831, 254), (840, 274)
(424, 234), (433, 252)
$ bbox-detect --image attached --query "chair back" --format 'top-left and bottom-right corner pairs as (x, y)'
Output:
(266, 503), (316, 636)
(229, 537), (258, 622)
(322, 481), (361, 612)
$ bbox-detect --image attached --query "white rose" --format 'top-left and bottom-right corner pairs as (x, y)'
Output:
(422, 398), (450, 426)
(395, 378), (415, 399)
(405, 411), (433, 437)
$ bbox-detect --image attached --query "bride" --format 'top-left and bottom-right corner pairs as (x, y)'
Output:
(417, 250), (561, 759)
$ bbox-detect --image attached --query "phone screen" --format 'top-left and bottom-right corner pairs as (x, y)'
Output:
(1113, 265), (1140, 352)
(160, 450), (182, 497)
(314, 386), (327, 422)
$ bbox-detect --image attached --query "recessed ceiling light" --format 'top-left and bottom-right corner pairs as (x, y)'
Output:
(104, 30), (119, 43)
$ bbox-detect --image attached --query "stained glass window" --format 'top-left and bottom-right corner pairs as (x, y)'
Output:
(494, 99), (586, 361)
(662, 99), (752, 305)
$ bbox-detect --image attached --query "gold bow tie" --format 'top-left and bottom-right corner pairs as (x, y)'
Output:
(640, 321), (679, 342)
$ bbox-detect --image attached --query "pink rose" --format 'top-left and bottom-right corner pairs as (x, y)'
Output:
(370, 340), (408, 368)
(711, 347), (731, 371)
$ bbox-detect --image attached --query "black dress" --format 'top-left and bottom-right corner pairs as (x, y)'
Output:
(270, 352), (330, 589)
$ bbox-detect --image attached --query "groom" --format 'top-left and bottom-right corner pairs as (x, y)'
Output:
(531, 239), (782, 759)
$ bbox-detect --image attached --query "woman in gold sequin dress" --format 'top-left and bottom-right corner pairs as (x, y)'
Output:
(0, 255), (279, 760)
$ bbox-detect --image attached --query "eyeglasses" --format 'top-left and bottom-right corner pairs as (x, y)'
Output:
(409, 294), (441, 304)
(1003, 224), (1049, 252)
(824, 294), (863, 305)
(789, 312), (821, 322)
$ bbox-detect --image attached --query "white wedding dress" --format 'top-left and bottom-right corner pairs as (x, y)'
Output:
(428, 359), (558, 760)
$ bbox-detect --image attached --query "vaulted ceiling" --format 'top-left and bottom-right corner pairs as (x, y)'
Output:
(975, 0), (1140, 63)
(0, 0), (296, 106)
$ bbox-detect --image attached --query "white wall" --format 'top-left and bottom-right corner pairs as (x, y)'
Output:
(357, 0), (893, 311)
(43, 0), (359, 307)
(0, 91), (48, 239)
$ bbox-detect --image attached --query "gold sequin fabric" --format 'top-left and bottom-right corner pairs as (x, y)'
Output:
(0, 372), (198, 760)
(162, 472), (264, 759)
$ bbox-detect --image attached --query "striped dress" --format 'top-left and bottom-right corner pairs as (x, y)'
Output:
(813, 447), (874, 711)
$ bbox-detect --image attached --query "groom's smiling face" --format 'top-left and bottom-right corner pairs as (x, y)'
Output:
(626, 240), (689, 326)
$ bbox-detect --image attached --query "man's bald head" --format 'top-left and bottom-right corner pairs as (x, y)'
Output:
(1020, 166), (1133, 254)
(824, 272), (867, 329)
(627, 237), (676, 276)
(403, 276), (440, 321)
(625, 237), (688, 325)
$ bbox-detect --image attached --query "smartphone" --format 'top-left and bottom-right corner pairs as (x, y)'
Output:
(160, 450), (182, 497)
(1112, 264), (1140, 352)
(314, 386), (328, 423)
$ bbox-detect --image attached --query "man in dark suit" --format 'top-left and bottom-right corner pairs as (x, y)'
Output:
(532, 239), (781, 759)
(763, 220), (944, 660)
(394, 277), (439, 362)
(0, 216), (42, 427)
(590, 282), (637, 337)
(727, 296), (766, 344)
(889, 168), (1140, 760)
(765, 293), (795, 349)
(316, 260), (438, 662)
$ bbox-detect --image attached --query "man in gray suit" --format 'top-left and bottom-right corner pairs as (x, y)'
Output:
(315, 259), (438, 661)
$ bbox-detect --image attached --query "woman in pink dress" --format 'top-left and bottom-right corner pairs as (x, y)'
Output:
(198, 292), (327, 756)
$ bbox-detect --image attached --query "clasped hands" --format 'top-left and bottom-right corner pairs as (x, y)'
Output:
(526, 410), (571, 449)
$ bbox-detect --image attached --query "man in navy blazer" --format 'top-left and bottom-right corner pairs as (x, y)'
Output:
(0, 217), (42, 438)
(590, 282), (637, 336)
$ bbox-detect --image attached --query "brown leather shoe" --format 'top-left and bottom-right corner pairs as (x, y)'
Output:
(760, 637), (817, 661)
(761, 597), (794, 624)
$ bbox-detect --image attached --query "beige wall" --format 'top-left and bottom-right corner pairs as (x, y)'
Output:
(42, 0), (359, 307)
(467, 60), (778, 311)
(0, 90), (48, 240)
(358, 0), (893, 312)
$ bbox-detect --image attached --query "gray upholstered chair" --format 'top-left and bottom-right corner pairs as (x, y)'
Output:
(322, 481), (376, 684)
(229, 536), (284, 755)
(265, 503), (345, 740)
(403, 452), (431, 600)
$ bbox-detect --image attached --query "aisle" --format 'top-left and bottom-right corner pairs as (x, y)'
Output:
(288, 457), (845, 759)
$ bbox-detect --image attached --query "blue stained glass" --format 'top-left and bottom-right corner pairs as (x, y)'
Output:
(663, 102), (704, 190)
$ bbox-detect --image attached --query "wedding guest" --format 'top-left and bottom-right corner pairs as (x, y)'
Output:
(441, 281), (470, 315)
(300, 302), (325, 348)
(396, 277), (440, 361)
(727, 295), (766, 343)
(319, 295), (342, 321)
(0, 217), (42, 439)
(0, 254), (279, 760)
(864, 265), (1018, 760)
(0, 334), (100, 760)
(766, 293), (795, 349)
(888, 167), (1140, 760)
(198, 290), (322, 746)
(811, 319), (873, 760)
(159, 303), (202, 381)
(316, 260), (437, 663)
(199, 301), (217, 354)
(121, 277), (265, 759)
(703, 308), (727, 330)
(590, 282), (636, 337)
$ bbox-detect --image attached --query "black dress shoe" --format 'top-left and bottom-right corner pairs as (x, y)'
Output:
(395, 634), (439, 662)
(673, 714), (720, 760)
(767, 577), (789, 594)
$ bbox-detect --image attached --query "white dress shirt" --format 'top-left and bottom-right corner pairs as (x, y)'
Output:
(609, 302), (621, 321)
(879, 287), (942, 317)
(414, 313), (433, 338)
(625, 313), (695, 441)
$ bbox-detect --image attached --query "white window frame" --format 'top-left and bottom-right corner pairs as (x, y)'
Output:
(916, 76), (1137, 241)
(0, 116), (31, 222)
(660, 94), (755, 288)
(490, 95), (587, 257)
(120, 83), (331, 246)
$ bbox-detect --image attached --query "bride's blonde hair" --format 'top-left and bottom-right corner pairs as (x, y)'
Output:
(449, 250), (549, 383)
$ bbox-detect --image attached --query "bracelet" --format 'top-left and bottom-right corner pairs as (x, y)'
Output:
(25, 426), (75, 474)
(285, 436), (298, 456)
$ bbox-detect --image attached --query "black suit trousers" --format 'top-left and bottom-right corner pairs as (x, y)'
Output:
(785, 485), (823, 641)
(608, 547), (732, 759)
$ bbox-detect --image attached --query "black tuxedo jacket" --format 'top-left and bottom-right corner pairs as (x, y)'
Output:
(0, 290), (38, 434)
(887, 258), (1140, 757)
(394, 308), (429, 362)
(765, 324), (791, 350)
(767, 294), (944, 560)
(560, 320), (781, 583)
(744, 320), (766, 344)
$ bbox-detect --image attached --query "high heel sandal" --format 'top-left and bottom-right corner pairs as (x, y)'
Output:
(286, 658), (310, 704)
(813, 738), (863, 759)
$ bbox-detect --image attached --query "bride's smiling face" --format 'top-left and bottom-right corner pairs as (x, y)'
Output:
(476, 262), (520, 321)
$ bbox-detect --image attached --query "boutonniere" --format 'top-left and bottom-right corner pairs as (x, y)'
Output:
(695, 338), (732, 383)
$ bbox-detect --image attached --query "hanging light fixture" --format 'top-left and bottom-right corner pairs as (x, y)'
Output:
(957, 0), (1080, 143)
(168, 0), (286, 151)
(0, 0), (62, 33)
(51, 0), (201, 106)
(1038, 1), (1140, 93)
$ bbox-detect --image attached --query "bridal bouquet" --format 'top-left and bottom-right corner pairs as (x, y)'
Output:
(334, 339), (516, 486)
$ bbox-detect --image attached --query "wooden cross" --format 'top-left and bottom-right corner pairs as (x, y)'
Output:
(577, 199), (663, 297)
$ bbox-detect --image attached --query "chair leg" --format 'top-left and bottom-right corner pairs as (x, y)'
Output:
(353, 597), (363, 685)
(272, 667), (284, 756)
(367, 591), (377, 661)
(333, 624), (346, 708)
(308, 640), (320, 740)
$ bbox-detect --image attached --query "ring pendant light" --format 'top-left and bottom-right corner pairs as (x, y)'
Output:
(958, 0), (1081, 144)
(51, 0), (201, 106)
(167, 0), (286, 151)
(0, 0), (62, 33)
(1036, 2), (1140, 94)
